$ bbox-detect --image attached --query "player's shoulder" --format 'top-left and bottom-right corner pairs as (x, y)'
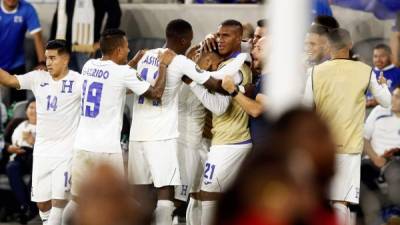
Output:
(370, 105), (392, 120)
(18, 0), (36, 13)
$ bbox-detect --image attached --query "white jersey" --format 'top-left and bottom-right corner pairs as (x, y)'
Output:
(74, 59), (150, 153)
(17, 70), (81, 158)
(364, 106), (400, 156)
(130, 49), (211, 141)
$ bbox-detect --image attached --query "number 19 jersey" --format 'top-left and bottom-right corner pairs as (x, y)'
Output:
(74, 59), (150, 153)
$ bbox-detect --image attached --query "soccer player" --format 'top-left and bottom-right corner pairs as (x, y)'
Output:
(62, 28), (173, 225)
(128, 19), (247, 225)
(303, 28), (391, 225)
(183, 19), (253, 225)
(0, 39), (81, 225)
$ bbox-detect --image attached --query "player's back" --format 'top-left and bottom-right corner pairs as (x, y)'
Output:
(130, 49), (183, 141)
(75, 58), (148, 153)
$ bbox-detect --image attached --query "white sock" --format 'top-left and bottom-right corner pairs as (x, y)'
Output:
(39, 209), (50, 225)
(333, 202), (351, 225)
(154, 200), (175, 225)
(62, 200), (78, 225)
(201, 201), (217, 225)
(186, 197), (202, 225)
(47, 207), (64, 225)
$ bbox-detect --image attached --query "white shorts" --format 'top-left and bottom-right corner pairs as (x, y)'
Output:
(175, 137), (210, 201)
(31, 156), (71, 202)
(128, 139), (181, 188)
(200, 143), (252, 193)
(71, 150), (124, 196)
(329, 153), (361, 204)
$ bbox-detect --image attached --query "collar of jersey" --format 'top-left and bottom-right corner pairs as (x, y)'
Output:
(226, 51), (241, 60)
(1, 0), (19, 14)
(374, 64), (396, 72)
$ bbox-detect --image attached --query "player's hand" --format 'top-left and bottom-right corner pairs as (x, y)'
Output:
(371, 155), (386, 168)
(222, 76), (236, 93)
(202, 33), (217, 52)
(181, 75), (193, 85)
(159, 49), (176, 66)
(378, 71), (387, 85)
(7, 145), (26, 155)
(128, 49), (147, 68)
(22, 131), (35, 146)
(186, 45), (201, 61)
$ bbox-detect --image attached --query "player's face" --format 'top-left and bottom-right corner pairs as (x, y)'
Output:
(252, 26), (266, 45)
(117, 37), (130, 65)
(3, 0), (18, 9)
(251, 37), (265, 72)
(392, 88), (400, 112)
(45, 49), (68, 78)
(217, 25), (242, 56)
(180, 31), (194, 55)
(305, 33), (328, 63)
(196, 52), (220, 71)
(373, 49), (391, 70)
(26, 101), (36, 123)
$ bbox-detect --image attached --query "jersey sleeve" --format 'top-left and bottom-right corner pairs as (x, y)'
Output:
(16, 71), (40, 91)
(169, 55), (211, 84)
(364, 106), (379, 140)
(25, 4), (41, 34)
(123, 67), (151, 95)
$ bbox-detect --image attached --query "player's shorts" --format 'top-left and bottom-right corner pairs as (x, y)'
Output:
(71, 150), (124, 196)
(128, 139), (181, 188)
(31, 156), (71, 202)
(200, 143), (252, 193)
(329, 153), (361, 204)
(175, 137), (210, 201)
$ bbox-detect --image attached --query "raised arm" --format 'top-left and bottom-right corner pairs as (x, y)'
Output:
(0, 69), (21, 89)
(368, 71), (391, 108)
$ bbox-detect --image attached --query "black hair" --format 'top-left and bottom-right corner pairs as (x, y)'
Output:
(46, 39), (71, 55)
(313, 15), (340, 29)
(257, 19), (267, 28)
(100, 29), (126, 55)
(26, 97), (36, 110)
(374, 43), (392, 55)
(308, 24), (329, 36)
(326, 28), (352, 51)
(165, 19), (193, 40)
(220, 19), (243, 35)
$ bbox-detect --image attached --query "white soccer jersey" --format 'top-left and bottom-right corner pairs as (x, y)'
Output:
(130, 49), (211, 141)
(364, 106), (400, 156)
(74, 59), (150, 153)
(17, 70), (81, 159)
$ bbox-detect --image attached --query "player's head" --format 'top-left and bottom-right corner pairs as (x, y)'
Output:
(26, 98), (36, 124)
(251, 36), (266, 73)
(253, 19), (267, 45)
(373, 43), (392, 70)
(196, 48), (223, 71)
(45, 39), (71, 77)
(326, 28), (352, 53)
(305, 24), (330, 64)
(3, 0), (18, 10)
(392, 85), (400, 113)
(165, 19), (193, 55)
(100, 29), (130, 65)
(217, 19), (243, 57)
(313, 15), (339, 29)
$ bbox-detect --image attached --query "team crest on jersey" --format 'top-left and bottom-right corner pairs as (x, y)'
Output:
(195, 65), (204, 73)
(14, 16), (23, 23)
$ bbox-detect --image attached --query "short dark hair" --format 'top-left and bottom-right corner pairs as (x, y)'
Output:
(327, 28), (352, 51)
(257, 19), (267, 28)
(313, 15), (339, 29)
(374, 43), (392, 55)
(308, 24), (329, 36)
(100, 29), (126, 55)
(220, 19), (243, 36)
(26, 97), (36, 111)
(165, 19), (193, 40)
(46, 39), (71, 55)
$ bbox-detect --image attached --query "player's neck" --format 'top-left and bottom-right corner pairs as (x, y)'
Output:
(52, 68), (69, 81)
(330, 49), (350, 60)
(2, 2), (17, 11)
(165, 43), (181, 55)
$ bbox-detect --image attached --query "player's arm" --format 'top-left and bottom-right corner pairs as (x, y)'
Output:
(128, 49), (146, 69)
(32, 31), (46, 70)
(0, 69), (21, 89)
(141, 50), (175, 99)
(364, 138), (386, 168)
(222, 76), (265, 118)
(189, 82), (230, 116)
(369, 70), (391, 108)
